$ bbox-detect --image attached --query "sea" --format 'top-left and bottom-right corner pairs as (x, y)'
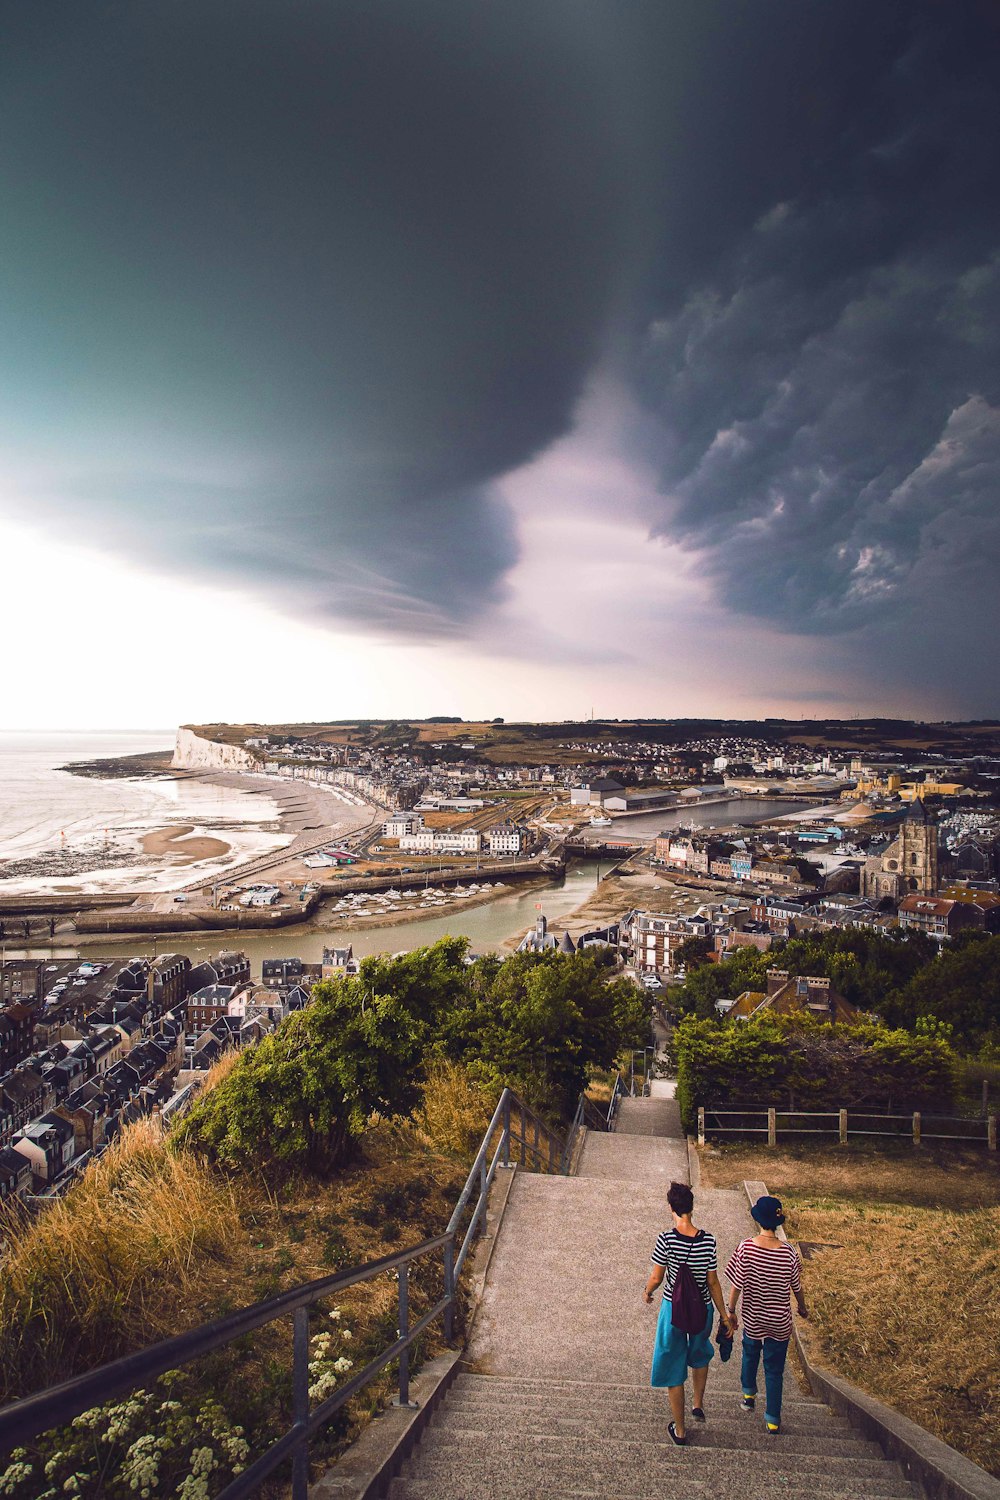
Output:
(0, 730), (286, 895)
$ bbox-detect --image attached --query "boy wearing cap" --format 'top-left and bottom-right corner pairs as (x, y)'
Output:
(725, 1195), (809, 1434)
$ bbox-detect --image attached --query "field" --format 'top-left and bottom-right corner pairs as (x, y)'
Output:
(699, 1141), (1000, 1474)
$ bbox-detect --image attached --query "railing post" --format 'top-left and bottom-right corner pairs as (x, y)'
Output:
(839, 1108), (848, 1146)
(533, 1114), (539, 1166)
(291, 1304), (310, 1500)
(519, 1102), (526, 1166)
(396, 1263), (418, 1408)
(443, 1236), (455, 1344)
(767, 1107), (776, 1148)
(502, 1093), (511, 1167)
(697, 1106), (705, 1147)
(988, 1115), (997, 1152)
(912, 1110), (921, 1147)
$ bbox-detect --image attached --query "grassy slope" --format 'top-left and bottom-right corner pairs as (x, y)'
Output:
(0, 1061), (497, 1488)
(699, 1142), (1000, 1475)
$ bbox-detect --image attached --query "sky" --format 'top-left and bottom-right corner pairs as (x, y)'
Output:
(2, 1), (999, 730)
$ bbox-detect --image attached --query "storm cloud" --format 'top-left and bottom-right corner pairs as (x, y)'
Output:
(1, 2), (999, 707)
(626, 4), (1000, 699)
(0, 1), (631, 631)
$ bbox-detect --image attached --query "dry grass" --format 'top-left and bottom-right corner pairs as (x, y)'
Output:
(697, 1141), (1000, 1475)
(0, 1119), (247, 1397)
(697, 1140), (1000, 1210)
(791, 1201), (1000, 1475)
(408, 1060), (497, 1159)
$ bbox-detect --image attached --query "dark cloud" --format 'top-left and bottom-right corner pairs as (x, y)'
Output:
(2, 1), (999, 709)
(625, 3), (1000, 705)
(0, 0), (632, 631)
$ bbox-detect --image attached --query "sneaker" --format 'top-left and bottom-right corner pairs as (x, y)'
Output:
(740, 1394), (756, 1412)
(667, 1421), (687, 1446)
(691, 1406), (706, 1422)
(765, 1420), (780, 1435)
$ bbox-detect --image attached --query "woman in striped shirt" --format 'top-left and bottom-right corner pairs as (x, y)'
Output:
(725, 1194), (809, 1434)
(644, 1180), (734, 1446)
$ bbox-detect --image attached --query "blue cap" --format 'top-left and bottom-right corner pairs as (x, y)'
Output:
(751, 1195), (785, 1230)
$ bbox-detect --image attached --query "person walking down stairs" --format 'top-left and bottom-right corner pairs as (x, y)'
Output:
(644, 1180), (735, 1447)
(726, 1194), (810, 1435)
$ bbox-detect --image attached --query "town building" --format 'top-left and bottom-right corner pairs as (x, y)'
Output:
(569, 777), (625, 808)
(721, 969), (857, 1023)
(861, 801), (939, 901)
(487, 823), (526, 857)
(398, 828), (482, 855)
(382, 813), (424, 839)
(896, 894), (987, 941)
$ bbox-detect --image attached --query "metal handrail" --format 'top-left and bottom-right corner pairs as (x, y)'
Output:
(607, 1071), (626, 1128)
(0, 1085), (570, 1495)
(559, 1084), (618, 1173)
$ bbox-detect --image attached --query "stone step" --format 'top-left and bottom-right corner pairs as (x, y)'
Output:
(391, 1473), (915, 1500)
(417, 1422), (882, 1462)
(452, 1373), (826, 1412)
(576, 1132), (689, 1181)
(437, 1400), (851, 1441)
(403, 1447), (909, 1492)
(390, 1473), (914, 1500)
(613, 1097), (683, 1137)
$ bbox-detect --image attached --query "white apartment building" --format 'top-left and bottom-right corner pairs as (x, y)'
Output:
(383, 813), (424, 839)
(488, 825), (524, 856)
(398, 828), (482, 855)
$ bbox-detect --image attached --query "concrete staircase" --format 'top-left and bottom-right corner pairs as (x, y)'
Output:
(388, 1095), (918, 1500)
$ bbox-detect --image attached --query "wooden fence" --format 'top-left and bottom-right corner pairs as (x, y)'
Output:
(698, 1105), (998, 1150)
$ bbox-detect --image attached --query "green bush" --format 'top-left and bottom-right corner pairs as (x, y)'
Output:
(674, 1013), (957, 1132)
(175, 939), (651, 1174)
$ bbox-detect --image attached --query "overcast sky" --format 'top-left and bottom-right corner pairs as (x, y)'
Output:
(2, 1), (998, 730)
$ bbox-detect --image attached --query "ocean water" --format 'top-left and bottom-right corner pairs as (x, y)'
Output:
(0, 730), (286, 893)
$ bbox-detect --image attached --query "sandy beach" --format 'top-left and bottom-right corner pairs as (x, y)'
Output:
(140, 825), (232, 862)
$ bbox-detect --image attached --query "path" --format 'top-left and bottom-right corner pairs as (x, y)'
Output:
(387, 1094), (917, 1498)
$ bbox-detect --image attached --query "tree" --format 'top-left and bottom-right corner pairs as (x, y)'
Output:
(886, 933), (1000, 1048)
(174, 980), (425, 1172)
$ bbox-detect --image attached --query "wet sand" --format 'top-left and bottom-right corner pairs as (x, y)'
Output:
(140, 825), (232, 862)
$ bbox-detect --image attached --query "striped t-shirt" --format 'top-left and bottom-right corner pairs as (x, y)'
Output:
(725, 1238), (801, 1339)
(651, 1229), (717, 1305)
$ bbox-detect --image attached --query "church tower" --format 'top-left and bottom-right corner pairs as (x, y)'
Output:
(896, 798), (938, 894)
(861, 797), (938, 900)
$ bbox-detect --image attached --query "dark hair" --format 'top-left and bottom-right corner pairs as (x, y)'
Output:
(667, 1181), (694, 1217)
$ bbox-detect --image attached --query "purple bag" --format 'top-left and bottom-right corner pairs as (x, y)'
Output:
(671, 1232), (707, 1334)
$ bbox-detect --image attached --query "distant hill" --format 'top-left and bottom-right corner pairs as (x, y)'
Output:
(183, 718), (1000, 766)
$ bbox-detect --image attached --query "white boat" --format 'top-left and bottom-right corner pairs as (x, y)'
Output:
(590, 816), (612, 827)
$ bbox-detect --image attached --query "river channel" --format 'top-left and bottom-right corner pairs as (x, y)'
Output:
(607, 796), (819, 840)
(18, 860), (607, 968)
(11, 797), (825, 969)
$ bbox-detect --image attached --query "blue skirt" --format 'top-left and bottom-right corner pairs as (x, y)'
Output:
(651, 1298), (715, 1388)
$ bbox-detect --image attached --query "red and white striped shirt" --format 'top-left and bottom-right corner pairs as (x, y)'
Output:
(725, 1238), (801, 1340)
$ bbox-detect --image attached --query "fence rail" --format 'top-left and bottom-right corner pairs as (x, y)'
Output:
(698, 1105), (998, 1150)
(0, 1086), (568, 1497)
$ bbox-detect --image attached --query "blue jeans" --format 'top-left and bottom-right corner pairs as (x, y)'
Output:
(741, 1334), (789, 1424)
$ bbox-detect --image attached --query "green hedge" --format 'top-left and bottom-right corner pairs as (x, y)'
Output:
(674, 1014), (957, 1133)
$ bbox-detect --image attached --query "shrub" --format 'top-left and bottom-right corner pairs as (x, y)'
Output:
(675, 1014), (957, 1132)
(0, 1372), (250, 1500)
(173, 976), (427, 1173)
